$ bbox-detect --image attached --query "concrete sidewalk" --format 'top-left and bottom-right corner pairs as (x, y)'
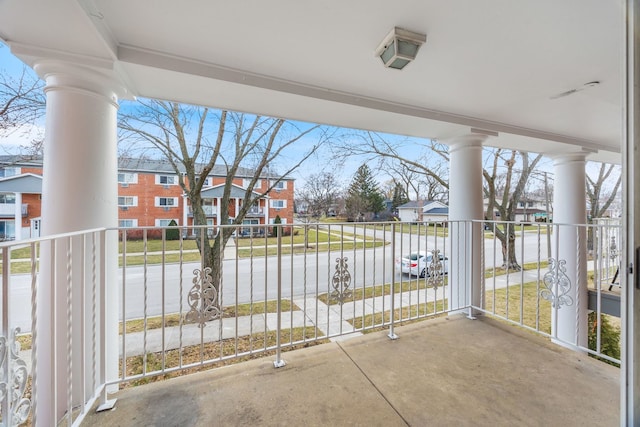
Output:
(119, 286), (451, 357)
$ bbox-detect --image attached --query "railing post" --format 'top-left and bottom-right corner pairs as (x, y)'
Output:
(97, 230), (116, 412)
(467, 220), (477, 320)
(388, 223), (398, 340)
(274, 225), (286, 367)
(2, 247), (10, 425)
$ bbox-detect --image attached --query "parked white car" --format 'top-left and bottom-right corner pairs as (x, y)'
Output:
(396, 252), (449, 278)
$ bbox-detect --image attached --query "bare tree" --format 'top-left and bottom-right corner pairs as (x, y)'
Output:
(335, 131), (542, 270)
(299, 172), (340, 219)
(586, 162), (622, 258)
(340, 131), (449, 189)
(119, 99), (327, 321)
(483, 149), (543, 270)
(0, 61), (46, 155)
(586, 162), (621, 220)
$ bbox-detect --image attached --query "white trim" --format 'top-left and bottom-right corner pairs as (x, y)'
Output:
(0, 167), (21, 178)
(155, 174), (178, 185)
(117, 196), (138, 207)
(270, 199), (287, 209)
(244, 178), (262, 189)
(270, 180), (287, 190)
(117, 172), (138, 184)
(118, 219), (138, 228)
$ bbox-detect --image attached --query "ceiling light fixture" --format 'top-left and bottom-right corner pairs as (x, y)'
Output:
(375, 27), (427, 70)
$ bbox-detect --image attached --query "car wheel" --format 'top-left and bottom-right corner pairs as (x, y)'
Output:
(420, 268), (426, 278)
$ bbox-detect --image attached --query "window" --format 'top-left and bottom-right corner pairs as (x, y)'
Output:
(0, 194), (16, 204)
(270, 199), (286, 209)
(118, 172), (138, 184)
(243, 178), (261, 189)
(0, 220), (15, 240)
(241, 219), (260, 236)
(119, 219), (138, 228)
(118, 196), (137, 207)
(270, 180), (287, 190)
(156, 174), (177, 185)
(196, 176), (211, 186)
(0, 167), (20, 178)
(155, 219), (177, 227)
(156, 197), (178, 207)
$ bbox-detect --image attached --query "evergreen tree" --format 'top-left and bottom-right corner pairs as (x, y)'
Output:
(345, 164), (385, 220)
(391, 182), (410, 211)
(272, 215), (282, 237)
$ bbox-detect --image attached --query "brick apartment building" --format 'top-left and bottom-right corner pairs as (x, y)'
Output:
(0, 156), (295, 240)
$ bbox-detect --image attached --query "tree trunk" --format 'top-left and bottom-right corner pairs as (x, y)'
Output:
(497, 223), (521, 271)
(186, 201), (228, 327)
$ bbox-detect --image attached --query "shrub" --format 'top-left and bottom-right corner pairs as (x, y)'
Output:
(165, 219), (180, 240)
(272, 215), (282, 237)
(588, 312), (620, 365)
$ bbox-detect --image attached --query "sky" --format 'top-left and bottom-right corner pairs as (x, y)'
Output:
(0, 44), (45, 151)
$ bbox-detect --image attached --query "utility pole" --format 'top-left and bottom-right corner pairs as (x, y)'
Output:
(543, 171), (552, 257)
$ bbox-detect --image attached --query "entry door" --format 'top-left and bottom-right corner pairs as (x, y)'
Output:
(30, 218), (41, 238)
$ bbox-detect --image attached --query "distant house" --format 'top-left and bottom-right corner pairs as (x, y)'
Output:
(483, 197), (552, 223)
(397, 200), (448, 223)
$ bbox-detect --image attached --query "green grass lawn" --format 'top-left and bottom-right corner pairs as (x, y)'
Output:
(318, 276), (448, 305)
(485, 281), (551, 333)
(2, 225), (384, 271)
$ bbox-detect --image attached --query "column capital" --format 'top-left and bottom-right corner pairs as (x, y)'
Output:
(550, 151), (588, 166)
(445, 132), (491, 153)
(33, 58), (131, 107)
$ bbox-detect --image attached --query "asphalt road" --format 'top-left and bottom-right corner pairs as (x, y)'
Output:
(9, 229), (550, 332)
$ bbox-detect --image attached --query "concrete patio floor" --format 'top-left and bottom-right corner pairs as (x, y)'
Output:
(82, 315), (620, 426)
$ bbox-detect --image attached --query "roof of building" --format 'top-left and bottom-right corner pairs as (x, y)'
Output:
(397, 200), (439, 209)
(425, 207), (449, 215)
(398, 200), (448, 211)
(0, 155), (293, 180)
(0, 173), (43, 194)
(200, 183), (263, 199)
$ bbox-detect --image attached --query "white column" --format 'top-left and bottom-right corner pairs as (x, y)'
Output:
(13, 192), (22, 240)
(550, 153), (587, 348)
(447, 135), (486, 314)
(33, 60), (125, 423)
(234, 198), (239, 221)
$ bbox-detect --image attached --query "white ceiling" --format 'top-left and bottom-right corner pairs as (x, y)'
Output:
(0, 0), (625, 162)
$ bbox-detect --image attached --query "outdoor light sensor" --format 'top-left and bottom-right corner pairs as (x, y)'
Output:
(375, 27), (426, 70)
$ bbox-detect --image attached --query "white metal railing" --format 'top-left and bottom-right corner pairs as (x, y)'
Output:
(188, 206), (217, 216)
(473, 220), (621, 365)
(0, 204), (14, 216)
(0, 228), (112, 427)
(0, 219), (621, 426)
(245, 207), (264, 215)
